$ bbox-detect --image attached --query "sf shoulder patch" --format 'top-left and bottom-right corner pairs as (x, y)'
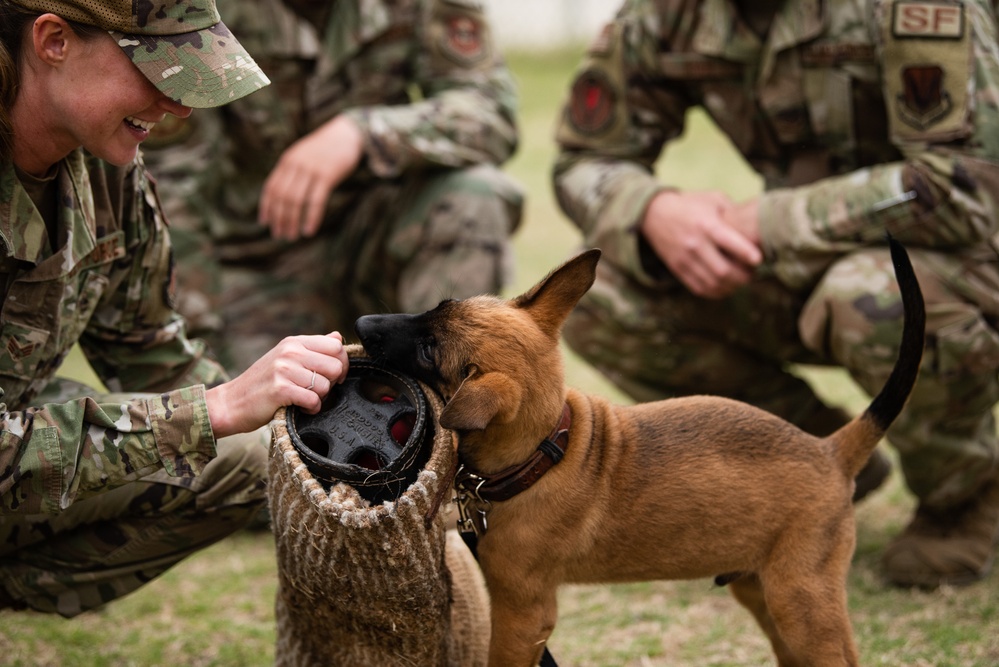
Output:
(883, 1), (972, 141)
(567, 70), (617, 135)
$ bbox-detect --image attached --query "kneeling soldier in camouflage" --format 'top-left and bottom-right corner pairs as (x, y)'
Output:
(553, 0), (999, 588)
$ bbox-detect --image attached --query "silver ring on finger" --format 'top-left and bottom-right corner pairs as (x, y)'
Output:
(307, 370), (317, 391)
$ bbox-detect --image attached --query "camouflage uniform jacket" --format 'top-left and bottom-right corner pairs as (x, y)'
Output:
(149, 0), (519, 250)
(0, 151), (228, 515)
(554, 0), (999, 307)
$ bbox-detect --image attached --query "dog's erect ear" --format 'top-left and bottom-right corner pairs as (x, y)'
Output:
(439, 371), (523, 431)
(514, 248), (601, 338)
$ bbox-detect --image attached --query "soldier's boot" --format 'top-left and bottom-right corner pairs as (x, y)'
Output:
(799, 405), (892, 503)
(881, 470), (999, 588)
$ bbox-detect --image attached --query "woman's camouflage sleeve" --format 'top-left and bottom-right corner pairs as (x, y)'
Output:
(759, 0), (999, 288)
(0, 385), (215, 514)
(0, 157), (224, 515)
(341, 0), (520, 178)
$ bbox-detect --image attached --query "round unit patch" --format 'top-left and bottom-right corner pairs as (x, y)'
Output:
(441, 15), (486, 65)
(567, 70), (616, 135)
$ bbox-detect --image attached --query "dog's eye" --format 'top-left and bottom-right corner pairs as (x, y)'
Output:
(417, 338), (435, 367)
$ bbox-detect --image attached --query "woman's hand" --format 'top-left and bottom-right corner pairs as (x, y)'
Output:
(258, 115), (364, 241)
(205, 331), (350, 438)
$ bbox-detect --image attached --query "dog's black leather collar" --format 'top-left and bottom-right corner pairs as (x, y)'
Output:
(455, 402), (571, 504)
(453, 405), (571, 667)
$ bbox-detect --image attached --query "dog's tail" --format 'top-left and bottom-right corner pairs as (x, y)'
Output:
(830, 236), (925, 478)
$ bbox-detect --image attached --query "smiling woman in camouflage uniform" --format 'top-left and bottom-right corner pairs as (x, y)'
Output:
(142, 0), (524, 377)
(0, 0), (350, 616)
(554, 0), (999, 589)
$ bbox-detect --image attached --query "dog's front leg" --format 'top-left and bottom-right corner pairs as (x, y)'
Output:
(485, 580), (559, 667)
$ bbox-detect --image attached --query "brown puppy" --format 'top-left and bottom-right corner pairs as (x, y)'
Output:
(355, 238), (925, 667)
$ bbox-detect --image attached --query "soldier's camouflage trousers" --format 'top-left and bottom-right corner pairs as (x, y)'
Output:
(0, 381), (268, 617)
(564, 247), (999, 510)
(171, 165), (523, 376)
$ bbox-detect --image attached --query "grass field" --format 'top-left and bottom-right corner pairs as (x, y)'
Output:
(3, 48), (999, 666)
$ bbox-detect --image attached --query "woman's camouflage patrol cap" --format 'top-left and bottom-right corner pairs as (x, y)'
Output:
(15, 0), (270, 108)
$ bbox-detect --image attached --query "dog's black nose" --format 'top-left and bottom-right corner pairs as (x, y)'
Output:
(354, 315), (386, 353)
(354, 314), (378, 343)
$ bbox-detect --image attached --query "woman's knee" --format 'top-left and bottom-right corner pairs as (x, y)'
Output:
(194, 427), (269, 511)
